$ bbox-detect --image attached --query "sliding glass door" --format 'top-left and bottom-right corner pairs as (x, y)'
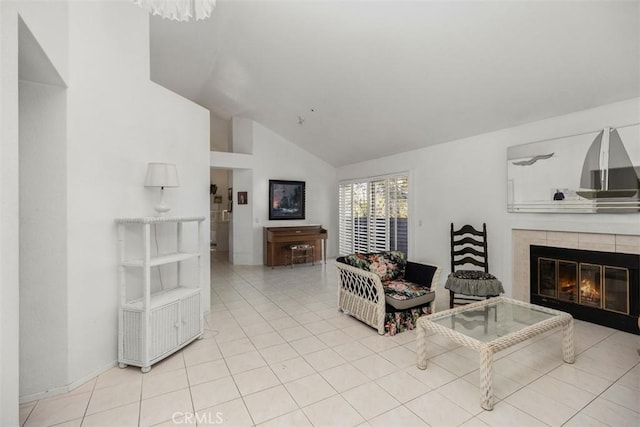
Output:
(338, 174), (408, 255)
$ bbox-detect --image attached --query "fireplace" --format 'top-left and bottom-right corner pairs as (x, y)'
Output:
(530, 245), (639, 335)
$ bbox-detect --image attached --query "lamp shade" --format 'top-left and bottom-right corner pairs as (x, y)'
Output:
(144, 163), (179, 188)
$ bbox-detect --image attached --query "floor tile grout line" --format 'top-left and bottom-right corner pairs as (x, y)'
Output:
(178, 351), (200, 426)
(591, 360), (640, 414)
(82, 375), (139, 424)
(20, 398), (38, 427)
(22, 253), (640, 427)
(223, 291), (275, 427)
(226, 277), (362, 425)
(137, 373), (143, 427)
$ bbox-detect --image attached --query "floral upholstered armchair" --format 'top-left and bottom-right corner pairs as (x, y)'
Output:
(336, 251), (440, 335)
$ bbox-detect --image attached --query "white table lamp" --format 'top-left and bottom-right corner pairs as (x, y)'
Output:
(145, 162), (179, 215)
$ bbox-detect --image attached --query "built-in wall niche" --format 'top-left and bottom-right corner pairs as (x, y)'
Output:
(18, 17), (69, 399)
(507, 123), (640, 213)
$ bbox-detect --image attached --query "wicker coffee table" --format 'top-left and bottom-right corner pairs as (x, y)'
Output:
(416, 296), (574, 410)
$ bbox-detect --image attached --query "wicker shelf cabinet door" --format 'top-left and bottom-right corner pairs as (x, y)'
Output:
(115, 216), (205, 373)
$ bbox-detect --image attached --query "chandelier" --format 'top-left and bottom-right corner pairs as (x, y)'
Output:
(133, 0), (216, 22)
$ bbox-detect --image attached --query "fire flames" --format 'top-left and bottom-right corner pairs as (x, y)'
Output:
(580, 278), (600, 302)
(560, 280), (575, 295)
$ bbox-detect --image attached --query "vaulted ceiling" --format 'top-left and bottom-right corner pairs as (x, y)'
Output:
(149, 0), (640, 167)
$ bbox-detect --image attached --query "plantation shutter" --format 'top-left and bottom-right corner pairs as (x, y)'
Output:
(388, 176), (408, 253)
(338, 184), (353, 255)
(369, 179), (388, 252)
(352, 183), (369, 253)
(338, 174), (408, 256)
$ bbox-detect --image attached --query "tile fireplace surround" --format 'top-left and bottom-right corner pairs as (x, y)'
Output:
(511, 229), (640, 302)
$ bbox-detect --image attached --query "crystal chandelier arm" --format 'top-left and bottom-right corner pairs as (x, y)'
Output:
(132, 0), (216, 22)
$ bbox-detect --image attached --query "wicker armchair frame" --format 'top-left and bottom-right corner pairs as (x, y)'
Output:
(336, 259), (440, 335)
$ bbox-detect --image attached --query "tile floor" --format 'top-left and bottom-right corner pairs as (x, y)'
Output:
(20, 252), (640, 426)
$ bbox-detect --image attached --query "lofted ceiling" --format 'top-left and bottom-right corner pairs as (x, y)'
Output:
(149, 0), (640, 167)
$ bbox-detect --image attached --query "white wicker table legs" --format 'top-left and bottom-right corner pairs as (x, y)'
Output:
(416, 310), (575, 411)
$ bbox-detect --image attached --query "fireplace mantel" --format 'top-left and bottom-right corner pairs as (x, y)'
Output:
(511, 229), (640, 302)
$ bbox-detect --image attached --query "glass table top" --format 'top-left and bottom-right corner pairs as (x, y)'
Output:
(427, 299), (560, 343)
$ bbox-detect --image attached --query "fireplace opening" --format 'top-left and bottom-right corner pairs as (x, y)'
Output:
(530, 245), (639, 335)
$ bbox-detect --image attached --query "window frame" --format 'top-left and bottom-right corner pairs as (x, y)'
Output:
(338, 173), (409, 256)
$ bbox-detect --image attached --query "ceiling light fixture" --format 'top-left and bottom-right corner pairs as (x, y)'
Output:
(132, 0), (216, 22)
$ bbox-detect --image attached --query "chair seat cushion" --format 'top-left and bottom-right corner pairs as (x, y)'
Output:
(450, 270), (496, 280)
(383, 279), (435, 310)
(445, 270), (504, 297)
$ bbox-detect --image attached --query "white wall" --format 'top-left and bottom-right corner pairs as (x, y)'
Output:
(226, 117), (251, 263)
(210, 168), (230, 250)
(337, 97), (640, 299)
(19, 80), (68, 398)
(1, 1), (69, 423)
(232, 168), (254, 264)
(210, 118), (338, 265)
(0, 2), (18, 422)
(251, 121), (337, 264)
(231, 116), (253, 155)
(65, 1), (210, 388)
(210, 112), (230, 151)
(209, 113), (232, 250)
(1, 1), (211, 416)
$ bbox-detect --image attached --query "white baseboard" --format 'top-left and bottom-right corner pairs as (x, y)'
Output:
(19, 360), (117, 404)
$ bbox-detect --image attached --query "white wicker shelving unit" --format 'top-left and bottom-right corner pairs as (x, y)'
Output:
(115, 216), (205, 373)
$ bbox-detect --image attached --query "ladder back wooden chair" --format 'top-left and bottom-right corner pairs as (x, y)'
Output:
(445, 223), (504, 308)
